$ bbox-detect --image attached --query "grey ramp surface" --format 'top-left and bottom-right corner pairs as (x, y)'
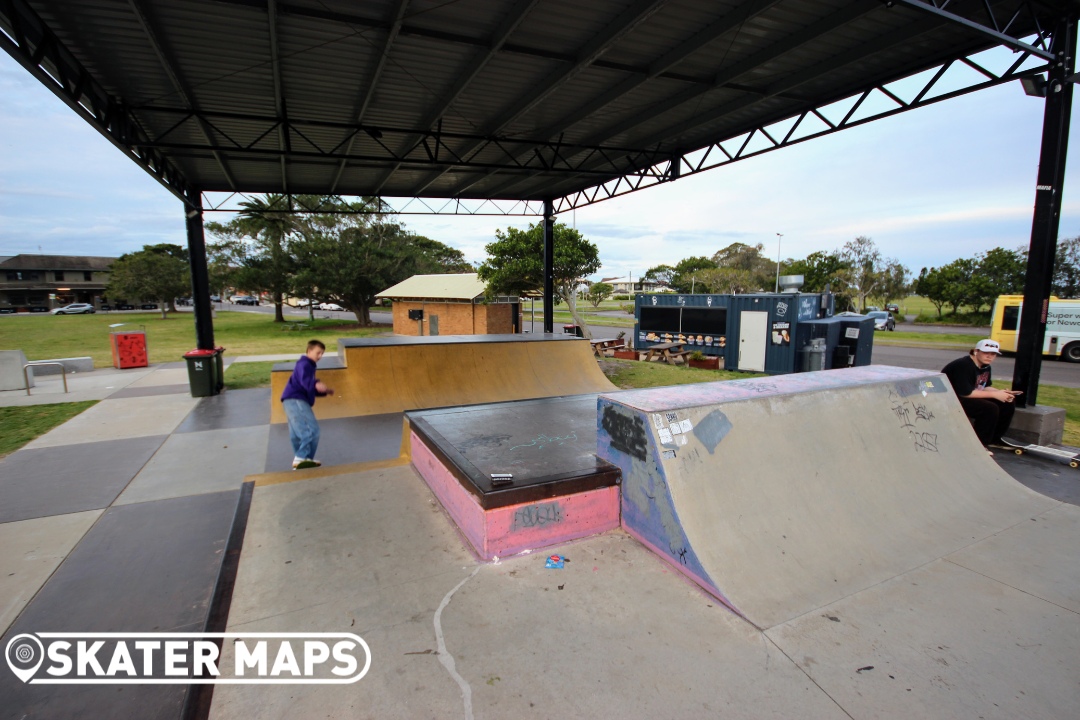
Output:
(766, 556), (1080, 720)
(174, 388), (271, 433)
(108, 382), (191, 399)
(115, 425), (269, 505)
(0, 490), (241, 720)
(264, 412), (404, 471)
(0, 510), (102, 635)
(210, 466), (845, 720)
(0, 435), (167, 523)
(599, 367), (1062, 629)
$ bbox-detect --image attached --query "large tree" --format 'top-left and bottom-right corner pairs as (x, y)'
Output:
(206, 194), (299, 322)
(643, 256), (717, 293)
(292, 198), (469, 326)
(1051, 237), (1080, 298)
(915, 261), (972, 316)
(694, 267), (758, 294)
(107, 246), (189, 320)
(783, 250), (850, 294)
(712, 242), (774, 289)
(478, 222), (601, 338)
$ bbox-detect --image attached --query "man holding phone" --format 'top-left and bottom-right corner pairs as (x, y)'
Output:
(941, 339), (1020, 449)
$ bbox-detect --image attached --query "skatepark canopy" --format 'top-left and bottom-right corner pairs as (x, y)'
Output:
(0, 0), (1076, 399)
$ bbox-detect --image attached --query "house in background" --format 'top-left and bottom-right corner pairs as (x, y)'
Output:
(377, 273), (520, 336)
(598, 276), (669, 295)
(0, 254), (115, 312)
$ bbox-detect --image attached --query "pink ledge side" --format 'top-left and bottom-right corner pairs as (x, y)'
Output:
(410, 432), (621, 560)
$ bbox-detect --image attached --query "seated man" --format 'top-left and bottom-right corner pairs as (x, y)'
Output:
(941, 339), (1020, 448)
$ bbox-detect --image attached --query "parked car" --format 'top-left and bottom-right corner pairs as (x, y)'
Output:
(175, 297), (192, 306)
(319, 302), (344, 311)
(100, 304), (112, 311)
(867, 310), (896, 331)
(884, 303), (900, 313)
(210, 294), (221, 302)
(52, 303), (96, 315)
(140, 303), (158, 310)
(117, 303), (135, 310)
(235, 296), (259, 306)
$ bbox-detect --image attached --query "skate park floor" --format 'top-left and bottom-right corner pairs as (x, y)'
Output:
(0, 363), (1078, 719)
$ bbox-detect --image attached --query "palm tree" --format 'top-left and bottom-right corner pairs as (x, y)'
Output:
(235, 194), (296, 322)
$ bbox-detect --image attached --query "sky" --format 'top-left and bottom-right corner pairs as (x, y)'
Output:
(3, 44), (1080, 285)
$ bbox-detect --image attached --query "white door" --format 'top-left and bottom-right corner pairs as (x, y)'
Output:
(739, 311), (768, 372)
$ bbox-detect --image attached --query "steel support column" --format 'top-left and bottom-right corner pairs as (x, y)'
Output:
(185, 191), (215, 350)
(1013, 17), (1076, 407)
(543, 199), (555, 334)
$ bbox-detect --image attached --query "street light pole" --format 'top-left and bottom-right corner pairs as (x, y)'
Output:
(775, 233), (783, 293)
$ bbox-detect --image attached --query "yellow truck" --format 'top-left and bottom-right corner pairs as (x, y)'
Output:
(990, 294), (1080, 362)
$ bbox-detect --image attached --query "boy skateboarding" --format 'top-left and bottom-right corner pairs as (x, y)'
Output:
(281, 339), (334, 469)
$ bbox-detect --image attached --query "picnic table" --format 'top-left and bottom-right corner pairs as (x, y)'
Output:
(590, 338), (627, 357)
(642, 342), (691, 365)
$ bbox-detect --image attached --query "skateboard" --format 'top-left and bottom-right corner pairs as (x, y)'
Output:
(997, 438), (1080, 468)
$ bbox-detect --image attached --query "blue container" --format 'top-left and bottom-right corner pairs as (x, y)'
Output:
(634, 292), (838, 374)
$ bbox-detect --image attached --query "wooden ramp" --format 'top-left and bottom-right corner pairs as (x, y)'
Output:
(270, 334), (615, 423)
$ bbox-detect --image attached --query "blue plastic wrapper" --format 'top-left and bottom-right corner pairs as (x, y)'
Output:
(545, 555), (565, 569)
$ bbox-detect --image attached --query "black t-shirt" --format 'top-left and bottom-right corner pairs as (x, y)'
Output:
(941, 355), (991, 398)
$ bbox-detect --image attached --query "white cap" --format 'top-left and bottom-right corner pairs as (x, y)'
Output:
(975, 339), (1001, 354)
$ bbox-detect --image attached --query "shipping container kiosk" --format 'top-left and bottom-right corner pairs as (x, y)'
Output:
(635, 292), (873, 375)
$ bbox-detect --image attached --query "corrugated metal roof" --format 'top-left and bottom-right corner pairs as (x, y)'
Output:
(377, 272), (489, 300)
(3, 0), (1059, 203)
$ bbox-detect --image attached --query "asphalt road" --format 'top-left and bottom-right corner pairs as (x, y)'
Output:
(215, 305), (1080, 388)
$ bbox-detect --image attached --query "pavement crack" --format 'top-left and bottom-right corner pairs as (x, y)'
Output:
(434, 566), (481, 720)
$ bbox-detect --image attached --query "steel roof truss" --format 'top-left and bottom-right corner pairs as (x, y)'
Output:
(893, 0), (1054, 59)
(551, 46), (1051, 213)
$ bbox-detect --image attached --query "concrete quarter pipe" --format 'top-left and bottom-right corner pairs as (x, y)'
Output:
(597, 365), (1060, 629)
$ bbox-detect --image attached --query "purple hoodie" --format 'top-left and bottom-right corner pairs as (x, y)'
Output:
(281, 355), (327, 406)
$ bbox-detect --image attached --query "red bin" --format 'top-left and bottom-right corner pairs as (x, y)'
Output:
(110, 331), (148, 369)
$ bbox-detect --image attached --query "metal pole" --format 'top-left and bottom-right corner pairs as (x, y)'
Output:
(185, 190), (216, 350)
(543, 199), (555, 334)
(1013, 17), (1075, 407)
(775, 233), (783, 293)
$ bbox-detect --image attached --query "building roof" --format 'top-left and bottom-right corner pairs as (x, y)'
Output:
(0, 254), (116, 271)
(377, 273), (489, 301)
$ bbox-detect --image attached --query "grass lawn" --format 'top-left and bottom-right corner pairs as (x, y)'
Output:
(872, 331), (976, 350)
(223, 360), (278, 389)
(0, 401), (98, 457)
(0, 311), (390, 367)
(600, 358), (765, 388)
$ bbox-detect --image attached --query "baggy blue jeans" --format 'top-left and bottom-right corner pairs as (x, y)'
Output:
(282, 397), (320, 461)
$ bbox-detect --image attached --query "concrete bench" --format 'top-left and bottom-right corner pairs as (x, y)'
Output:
(28, 357), (95, 375)
(0, 350), (33, 390)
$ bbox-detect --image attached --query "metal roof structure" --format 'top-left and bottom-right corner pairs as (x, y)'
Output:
(0, 0), (1072, 215)
(2, 0), (1077, 401)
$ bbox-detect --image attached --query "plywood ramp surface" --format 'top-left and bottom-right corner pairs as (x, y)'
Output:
(271, 336), (614, 422)
(598, 366), (1060, 629)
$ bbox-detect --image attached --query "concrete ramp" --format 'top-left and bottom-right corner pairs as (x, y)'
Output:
(271, 334), (615, 422)
(597, 366), (1059, 629)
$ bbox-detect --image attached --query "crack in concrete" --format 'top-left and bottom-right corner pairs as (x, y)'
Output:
(434, 566), (481, 720)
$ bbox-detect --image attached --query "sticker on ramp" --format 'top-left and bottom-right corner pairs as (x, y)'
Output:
(692, 410), (733, 454)
(658, 427), (675, 445)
